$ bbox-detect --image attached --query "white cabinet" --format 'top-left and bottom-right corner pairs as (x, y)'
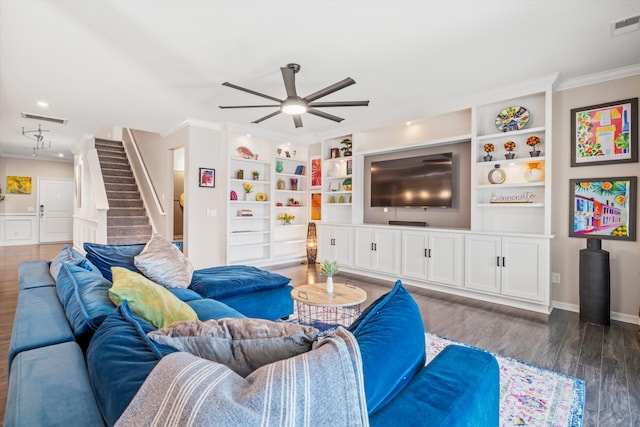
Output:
(402, 230), (464, 287)
(354, 226), (401, 274)
(317, 224), (353, 267)
(465, 234), (548, 303)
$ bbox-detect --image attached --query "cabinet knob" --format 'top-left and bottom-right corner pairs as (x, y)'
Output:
(496, 256), (500, 267)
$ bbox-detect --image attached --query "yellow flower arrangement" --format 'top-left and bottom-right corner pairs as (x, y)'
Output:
(504, 141), (516, 152)
(483, 143), (494, 154)
(277, 213), (296, 224)
(243, 183), (254, 194)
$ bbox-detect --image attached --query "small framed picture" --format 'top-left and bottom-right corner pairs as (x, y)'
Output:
(199, 168), (215, 188)
(569, 176), (637, 241)
(571, 98), (638, 167)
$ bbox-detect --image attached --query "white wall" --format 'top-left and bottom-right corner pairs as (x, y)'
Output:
(551, 74), (640, 321)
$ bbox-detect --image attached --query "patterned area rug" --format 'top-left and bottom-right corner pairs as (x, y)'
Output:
(426, 333), (585, 427)
(284, 314), (584, 426)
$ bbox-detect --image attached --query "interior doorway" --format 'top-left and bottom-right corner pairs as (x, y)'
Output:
(38, 178), (74, 243)
(173, 147), (185, 241)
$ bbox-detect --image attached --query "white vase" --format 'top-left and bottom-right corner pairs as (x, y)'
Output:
(244, 193), (251, 201)
(326, 276), (334, 293)
(524, 164), (543, 182)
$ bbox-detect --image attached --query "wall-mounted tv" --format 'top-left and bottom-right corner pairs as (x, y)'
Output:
(370, 152), (454, 208)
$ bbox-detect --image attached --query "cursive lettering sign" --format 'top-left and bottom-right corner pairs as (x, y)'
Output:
(490, 192), (536, 203)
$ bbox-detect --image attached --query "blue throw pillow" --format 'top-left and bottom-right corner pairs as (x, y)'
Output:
(83, 242), (146, 281)
(50, 245), (96, 280)
(86, 301), (177, 426)
(348, 280), (426, 415)
(56, 262), (115, 349)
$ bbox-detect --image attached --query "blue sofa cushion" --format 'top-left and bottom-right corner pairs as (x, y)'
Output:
(168, 287), (203, 302)
(348, 280), (426, 415)
(370, 345), (500, 427)
(56, 262), (116, 349)
(50, 245), (95, 281)
(83, 242), (145, 281)
(86, 301), (177, 426)
(18, 260), (56, 290)
(217, 284), (294, 320)
(190, 265), (291, 299)
(8, 286), (75, 368)
(186, 298), (246, 320)
(6, 342), (105, 427)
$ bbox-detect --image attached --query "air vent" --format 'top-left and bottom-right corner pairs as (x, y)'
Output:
(21, 112), (68, 125)
(611, 15), (640, 37)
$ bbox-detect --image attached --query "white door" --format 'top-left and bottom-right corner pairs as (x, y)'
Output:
(374, 229), (401, 275)
(428, 232), (464, 287)
(464, 234), (501, 293)
(501, 237), (546, 302)
(333, 226), (354, 267)
(354, 227), (375, 270)
(38, 178), (74, 243)
(402, 230), (428, 279)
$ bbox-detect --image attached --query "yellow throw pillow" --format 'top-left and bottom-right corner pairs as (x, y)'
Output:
(109, 267), (197, 329)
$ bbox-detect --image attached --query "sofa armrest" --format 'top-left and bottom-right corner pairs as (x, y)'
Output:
(369, 344), (499, 427)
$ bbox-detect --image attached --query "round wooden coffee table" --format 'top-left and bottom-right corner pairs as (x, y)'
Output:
(290, 282), (367, 327)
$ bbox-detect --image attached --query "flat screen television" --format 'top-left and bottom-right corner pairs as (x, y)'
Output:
(370, 152), (454, 208)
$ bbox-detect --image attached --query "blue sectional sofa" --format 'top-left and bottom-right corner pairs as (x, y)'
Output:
(5, 246), (500, 426)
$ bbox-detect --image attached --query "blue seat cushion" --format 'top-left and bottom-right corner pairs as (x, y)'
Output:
(370, 345), (500, 427)
(186, 298), (246, 320)
(217, 285), (294, 320)
(56, 262), (116, 349)
(348, 280), (426, 415)
(8, 286), (75, 368)
(168, 287), (203, 302)
(86, 301), (177, 426)
(18, 260), (56, 290)
(189, 265), (291, 299)
(6, 341), (105, 427)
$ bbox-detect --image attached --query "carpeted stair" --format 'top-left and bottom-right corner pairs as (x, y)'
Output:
(95, 138), (152, 244)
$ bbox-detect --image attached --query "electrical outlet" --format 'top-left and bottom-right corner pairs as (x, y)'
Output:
(552, 273), (561, 284)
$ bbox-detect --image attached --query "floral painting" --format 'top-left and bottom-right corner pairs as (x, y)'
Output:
(569, 177), (636, 241)
(7, 176), (32, 194)
(311, 157), (321, 187)
(199, 168), (215, 188)
(571, 98), (638, 166)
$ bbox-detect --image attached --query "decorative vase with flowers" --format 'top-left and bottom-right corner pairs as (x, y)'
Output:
(319, 259), (339, 293)
(277, 213), (295, 225)
(243, 183), (254, 201)
(483, 143), (494, 161)
(504, 141), (516, 159)
(527, 136), (541, 157)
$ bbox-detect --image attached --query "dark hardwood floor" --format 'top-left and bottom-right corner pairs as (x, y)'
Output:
(1, 245), (638, 426)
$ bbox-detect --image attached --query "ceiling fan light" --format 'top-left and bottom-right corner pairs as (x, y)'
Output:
(282, 99), (307, 115)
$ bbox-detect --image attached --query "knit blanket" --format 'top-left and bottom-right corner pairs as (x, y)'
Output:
(115, 327), (368, 427)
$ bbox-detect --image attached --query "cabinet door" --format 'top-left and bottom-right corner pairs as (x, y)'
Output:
(374, 229), (401, 274)
(354, 227), (375, 270)
(317, 225), (335, 262)
(334, 226), (354, 267)
(501, 237), (547, 302)
(464, 235), (501, 293)
(402, 231), (428, 279)
(428, 232), (464, 287)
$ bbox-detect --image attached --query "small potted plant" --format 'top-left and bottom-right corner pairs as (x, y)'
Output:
(527, 136), (541, 157)
(252, 171), (260, 181)
(319, 259), (339, 293)
(483, 143), (494, 161)
(340, 138), (352, 157)
(504, 141), (516, 159)
(277, 212), (295, 225)
(242, 183), (254, 201)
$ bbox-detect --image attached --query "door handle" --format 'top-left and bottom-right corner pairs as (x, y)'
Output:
(496, 256), (500, 267)
(424, 248), (428, 258)
(39, 204), (45, 218)
(502, 257), (506, 267)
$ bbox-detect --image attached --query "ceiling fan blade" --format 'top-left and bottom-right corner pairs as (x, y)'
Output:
(308, 100), (370, 108)
(222, 82), (282, 103)
(219, 105), (280, 109)
(293, 115), (303, 128)
(307, 108), (344, 123)
(304, 77), (356, 102)
(251, 110), (282, 124)
(281, 67), (297, 97)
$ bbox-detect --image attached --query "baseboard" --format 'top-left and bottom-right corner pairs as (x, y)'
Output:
(552, 300), (640, 325)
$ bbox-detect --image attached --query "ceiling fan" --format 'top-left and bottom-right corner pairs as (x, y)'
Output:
(219, 63), (369, 128)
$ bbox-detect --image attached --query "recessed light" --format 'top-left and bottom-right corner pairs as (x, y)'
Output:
(36, 101), (49, 108)
(58, 153), (64, 158)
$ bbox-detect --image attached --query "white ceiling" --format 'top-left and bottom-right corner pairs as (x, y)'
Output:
(1, 0), (639, 162)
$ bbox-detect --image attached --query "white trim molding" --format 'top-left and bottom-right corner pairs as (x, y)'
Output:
(552, 300), (640, 325)
(556, 63), (640, 91)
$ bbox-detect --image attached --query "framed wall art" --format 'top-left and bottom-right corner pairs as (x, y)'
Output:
(569, 176), (637, 241)
(571, 97), (638, 166)
(7, 176), (32, 194)
(310, 157), (322, 188)
(199, 168), (215, 188)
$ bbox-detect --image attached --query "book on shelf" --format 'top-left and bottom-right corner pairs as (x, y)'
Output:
(294, 165), (306, 175)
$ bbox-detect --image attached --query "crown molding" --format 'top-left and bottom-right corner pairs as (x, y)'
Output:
(556, 63), (640, 91)
(160, 118), (222, 137)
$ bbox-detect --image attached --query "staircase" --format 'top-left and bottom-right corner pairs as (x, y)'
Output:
(95, 138), (152, 244)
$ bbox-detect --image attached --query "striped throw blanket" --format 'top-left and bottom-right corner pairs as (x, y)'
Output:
(115, 327), (368, 427)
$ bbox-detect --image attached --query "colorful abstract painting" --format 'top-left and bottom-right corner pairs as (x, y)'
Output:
(311, 193), (321, 220)
(311, 157), (321, 187)
(569, 177), (637, 241)
(7, 176), (32, 194)
(571, 98), (638, 166)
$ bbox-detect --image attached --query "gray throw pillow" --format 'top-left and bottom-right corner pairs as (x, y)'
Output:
(134, 234), (194, 288)
(148, 318), (319, 377)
